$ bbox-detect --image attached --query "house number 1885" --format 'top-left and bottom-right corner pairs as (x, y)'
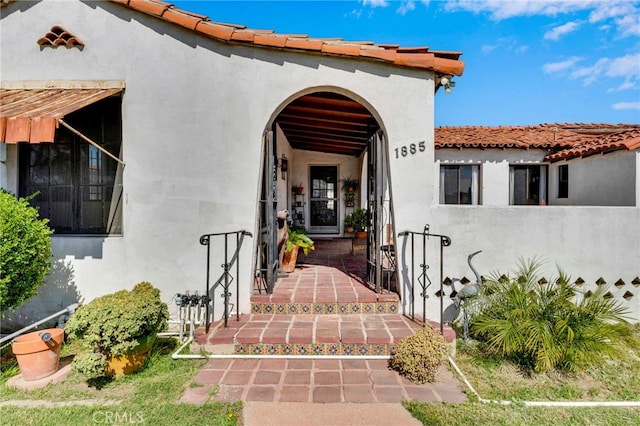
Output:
(394, 141), (426, 158)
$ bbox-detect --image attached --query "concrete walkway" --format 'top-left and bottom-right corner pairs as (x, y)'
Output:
(243, 402), (423, 426)
(179, 357), (467, 403)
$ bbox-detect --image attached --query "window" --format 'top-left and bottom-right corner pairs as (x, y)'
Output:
(510, 165), (547, 205)
(439, 165), (480, 205)
(558, 164), (568, 198)
(19, 97), (123, 234)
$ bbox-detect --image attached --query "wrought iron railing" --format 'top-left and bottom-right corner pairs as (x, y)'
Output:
(199, 230), (252, 331)
(397, 224), (451, 334)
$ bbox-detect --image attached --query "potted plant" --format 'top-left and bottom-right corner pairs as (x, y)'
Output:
(344, 213), (354, 233)
(65, 282), (169, 380)
(340, 177), (358, 207)
(281, 227), (315, 273)
(350, 207), (368, 239)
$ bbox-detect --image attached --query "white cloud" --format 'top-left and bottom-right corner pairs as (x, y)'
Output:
(397, 1), (416, 15)
(612, 101), (640, 110)
(606, 53), (640, 78)
(480, 37), (528, 54)
(608, 79), (637, 92)
(544, 21), (580, 41)
(570, 57), (610, 85)
(444, 0), (601, 20)
(546, 53), (640, 87)
(444, 0), (639, 37)
(362, 0), (389, 7)
(543, 56), (583, 74)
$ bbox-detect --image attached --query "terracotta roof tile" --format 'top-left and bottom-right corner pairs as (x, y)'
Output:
(110, 0), (464, 76)
(195, 21), (235, 41)
(435, 124), (640, 162)
(127, 0), (171, 16)
(254, 34), (288, 48)
(285, 37), (325, 51)
(37, 25), (84, 49)
(161, 7), (207, 30)
(321, 42), (362, 57)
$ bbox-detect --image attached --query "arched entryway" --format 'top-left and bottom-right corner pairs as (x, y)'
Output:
(254, 89), (396, 297)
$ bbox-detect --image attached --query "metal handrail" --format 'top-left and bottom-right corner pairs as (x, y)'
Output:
(0, 303), (78, 349)
(199, 230), (252, 331)
(397, 224), (451, 334)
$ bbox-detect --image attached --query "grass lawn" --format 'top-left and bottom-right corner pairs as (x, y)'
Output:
(0, 338), (241, 426)
(406, 326), (640, 426)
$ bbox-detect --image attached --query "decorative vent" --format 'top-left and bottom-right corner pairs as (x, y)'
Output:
(443, 277), (453, 286)
(584, 290), (593, 298)
(614, 279), (625, 288)
(632, 277), (640, 287)
(538, 278), (548, 285)
(499, 274), (509, 283)
(460, 277), (470, 285)
(37, 25), (84, 49)
(603, 292), (614, 299)
(574, 277), (585, 286)
(435, 290), (444, 298)
(623, 291), (633, 301)
(449, 290), (458, 299)
(595, 277), (607, 286)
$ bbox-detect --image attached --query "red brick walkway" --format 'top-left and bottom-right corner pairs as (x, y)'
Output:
(179, 358), (466, 404)
(180, 238), (467, 405)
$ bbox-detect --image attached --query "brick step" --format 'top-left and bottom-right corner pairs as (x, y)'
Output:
(192, 313), (456, 356)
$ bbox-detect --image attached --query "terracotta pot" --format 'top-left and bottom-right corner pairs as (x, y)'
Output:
(281, 245), (299, 273)
(354, 231), (367, 240)
(12, 328), (64, 381)
(105, 334), (156, 378)
(345, 226), (354, 233)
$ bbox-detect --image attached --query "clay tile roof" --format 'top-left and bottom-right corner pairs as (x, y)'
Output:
(435, 124), (640, 162)
(111, 0), (464, 76)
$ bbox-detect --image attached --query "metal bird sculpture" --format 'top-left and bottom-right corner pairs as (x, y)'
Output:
(454, 250), (482, 340)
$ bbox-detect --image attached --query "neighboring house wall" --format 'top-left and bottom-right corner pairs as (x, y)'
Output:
(549, 151), (636, 206)
(424, 206), (640, 322)
(435, 149), (548, 206)
(431, 148), (639, 323)
(1, 1), (435, 326)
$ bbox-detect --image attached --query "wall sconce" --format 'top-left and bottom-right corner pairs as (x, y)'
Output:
(279, 155), (288, 180)
(439, 75), (456, 94)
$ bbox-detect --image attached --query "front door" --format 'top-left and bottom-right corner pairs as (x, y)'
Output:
(308, 165), (339, 234)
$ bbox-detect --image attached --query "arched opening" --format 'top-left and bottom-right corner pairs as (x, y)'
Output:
(254, 90), (396, 297)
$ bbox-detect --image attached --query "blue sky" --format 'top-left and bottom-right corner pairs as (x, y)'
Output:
(171, 1), (640, 126)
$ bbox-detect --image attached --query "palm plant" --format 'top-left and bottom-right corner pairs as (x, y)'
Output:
(467, 258), (637, 373)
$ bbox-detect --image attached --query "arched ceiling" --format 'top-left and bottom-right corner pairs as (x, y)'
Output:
(276, 92), (379, 157)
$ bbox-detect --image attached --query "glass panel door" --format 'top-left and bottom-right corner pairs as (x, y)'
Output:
(309, 166), (339, 233)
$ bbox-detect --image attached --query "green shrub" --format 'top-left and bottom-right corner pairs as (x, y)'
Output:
(66, 282), (169, 379)
(0, 190), (53, 312)
(468, 258), (637, 373)
(390, 326), (448, 384)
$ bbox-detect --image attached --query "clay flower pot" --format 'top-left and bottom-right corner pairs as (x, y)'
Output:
(12, 328), (64, 381)
(105, 334), (157, 378)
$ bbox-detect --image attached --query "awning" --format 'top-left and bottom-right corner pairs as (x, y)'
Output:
(0, 87), (123, 144)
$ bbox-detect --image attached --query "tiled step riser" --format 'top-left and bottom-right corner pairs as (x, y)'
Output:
(251, 301), (399, 315)
(236, 343), (393, 356)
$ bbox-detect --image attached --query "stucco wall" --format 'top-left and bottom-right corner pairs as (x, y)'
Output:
(1, 1), (435, 327)
(436, 148), (637, 207)
(549, 151), (636, 206)
(404, 206), (640, 323)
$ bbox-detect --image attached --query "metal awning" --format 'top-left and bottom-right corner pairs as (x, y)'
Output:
(0, 87), (123, 144)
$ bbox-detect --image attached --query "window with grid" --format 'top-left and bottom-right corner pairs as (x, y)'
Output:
(19, 97), (123, 234)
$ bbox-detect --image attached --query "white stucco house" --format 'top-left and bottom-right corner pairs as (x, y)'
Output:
(1, 0), (638, 330)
